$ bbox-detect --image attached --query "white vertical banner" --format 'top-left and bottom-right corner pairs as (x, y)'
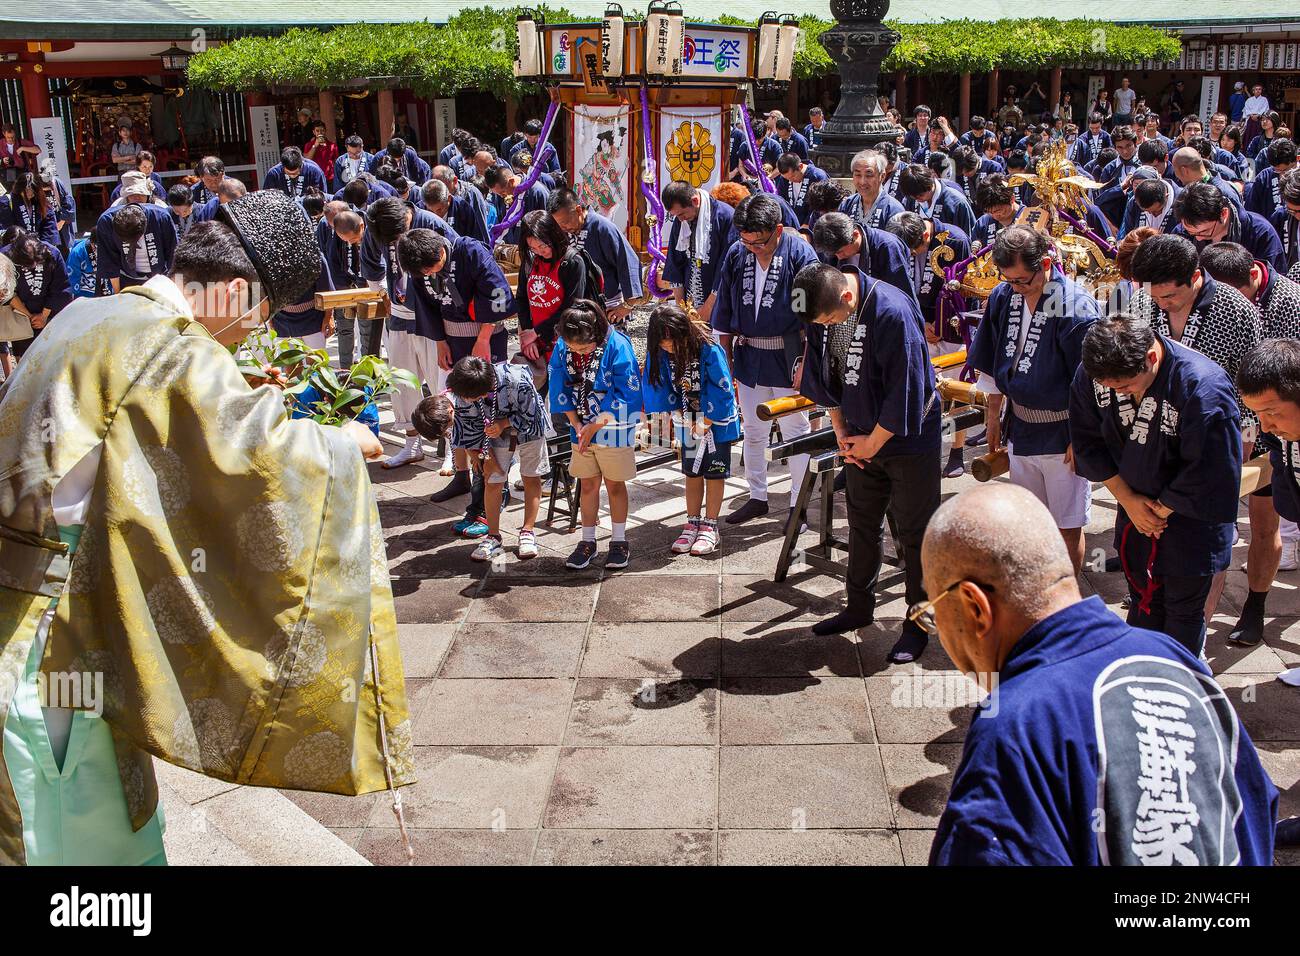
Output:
(30, 117), (69, 184)
(1199, 76), (1222, 124)
(433, 98), (457, 154)
(249, 105), (280, 185)
(1086, 75), (1105, 114)
(572, 105), (631, 233)
(659, 107), (723, 195)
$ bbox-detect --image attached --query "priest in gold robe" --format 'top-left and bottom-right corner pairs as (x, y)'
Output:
(0, 190), (414, 866)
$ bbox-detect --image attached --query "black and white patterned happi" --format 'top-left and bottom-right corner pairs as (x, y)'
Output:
(1130, 284), (1263, 429)
(1260, 271), (1300, 340)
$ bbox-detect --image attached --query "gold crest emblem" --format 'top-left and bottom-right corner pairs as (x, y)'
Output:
(665, 121), (716, 187)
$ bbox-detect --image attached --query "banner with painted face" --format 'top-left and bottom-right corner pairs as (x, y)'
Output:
(659, 107), (723, 194)
(573, 105), (631, 233)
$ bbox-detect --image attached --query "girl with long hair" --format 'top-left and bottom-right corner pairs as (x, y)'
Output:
(643, 303), (740, 556)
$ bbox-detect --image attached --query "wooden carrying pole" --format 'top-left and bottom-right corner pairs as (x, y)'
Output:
(758, 351), (972, 422)
(972, 450), (1010, 482)
(315, 287), (390, 319)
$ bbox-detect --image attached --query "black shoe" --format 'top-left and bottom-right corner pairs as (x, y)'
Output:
(430, 470), (472, 503)
(887, 626), (929, 664)
(725, 498), (770, 525)
(566, 540), (598, 569)
(1228, 613), (1265, 646)
(605, 540), (631, 569)
(1277, 817), (1300, 847)
(964, 428), (987, 448)
(812, 609), (873, 636)
(1104, 555), (1121, 573)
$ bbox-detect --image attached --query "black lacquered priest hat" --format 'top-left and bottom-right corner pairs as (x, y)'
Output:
(216, 190), (320, 315)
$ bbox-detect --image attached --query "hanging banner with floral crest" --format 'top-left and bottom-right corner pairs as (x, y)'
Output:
(658, 107), (722, 193)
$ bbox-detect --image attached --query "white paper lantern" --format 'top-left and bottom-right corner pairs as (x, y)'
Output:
(665, 3), (685, 75)
(602, 4), (625, 78)
(756, 12), (780, 81)
(514, 11), (542, 79)
(645, 2), (686, 77)
(776, 15), (799, 83)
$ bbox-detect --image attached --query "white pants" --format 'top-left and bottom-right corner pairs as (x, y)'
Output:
(738, 383), (809, 503)
(1282, 518), (1300, 544)
(1008, 442), (1092, 530)
(387, 329), (445, 432)
(300, 331), (327, 352)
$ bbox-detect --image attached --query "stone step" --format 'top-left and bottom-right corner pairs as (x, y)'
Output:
(155, 761), (370, 867)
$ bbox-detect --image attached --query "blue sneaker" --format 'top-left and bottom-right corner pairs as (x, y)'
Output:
(454, 516), (490, 538)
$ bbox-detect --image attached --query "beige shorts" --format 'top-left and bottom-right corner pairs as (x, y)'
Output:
(568, 443), (636, 482)
(483, 437), (548, 484)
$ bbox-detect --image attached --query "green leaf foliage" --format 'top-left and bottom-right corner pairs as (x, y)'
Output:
(188, 9), (1182, 93)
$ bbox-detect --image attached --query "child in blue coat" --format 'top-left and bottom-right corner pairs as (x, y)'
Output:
(642, 303), (740, 556)
(549, 300), (642, 570)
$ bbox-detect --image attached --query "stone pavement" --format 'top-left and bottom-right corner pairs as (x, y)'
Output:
(274, 433), (1300, 866)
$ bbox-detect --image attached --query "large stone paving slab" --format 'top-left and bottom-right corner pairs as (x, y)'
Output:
(439, 622), (587, 678)
(718, 744), (892, 830)
(594, 573), (721, 622)
(544, 746), (716, 829)
(370, 746), (558, 830)
(579, 622), (721, 678)
(359, 829), (537, 866)
(415, 678), (574, 746)
(718, 828), (903, 866)
(720, 678), (875, 745)
(470, 576), (599, 623)
(880, 743), (966, 829)
(391, 576), (480, 624)
(719, 623), (861, 678)
(565, 678), (718, 745)
(533, 829), (714, 865)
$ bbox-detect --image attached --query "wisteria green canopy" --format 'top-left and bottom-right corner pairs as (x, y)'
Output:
(185, 7), (1183, 97)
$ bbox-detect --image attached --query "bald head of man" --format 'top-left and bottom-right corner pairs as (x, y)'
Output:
(920, 484), (1081, 676)
(1171, 146), (1207, 186)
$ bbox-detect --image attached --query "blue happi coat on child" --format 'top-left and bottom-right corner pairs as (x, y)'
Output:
(1069, 336), (1243, 577)
(711, 230), (821, 388)
(548, 328), (643, 448)
(641, 341), (743, 454)
(969, 269), (1099, 456)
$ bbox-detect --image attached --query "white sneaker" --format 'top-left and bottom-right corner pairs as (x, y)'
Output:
(1280, 539), (1300, 572)
(517, 530), (539, 560)
(471, 535), (504, 562)
(671, 519), (701, 554)
(382, 436), (425, 469)
(690, 522), (719, 556)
